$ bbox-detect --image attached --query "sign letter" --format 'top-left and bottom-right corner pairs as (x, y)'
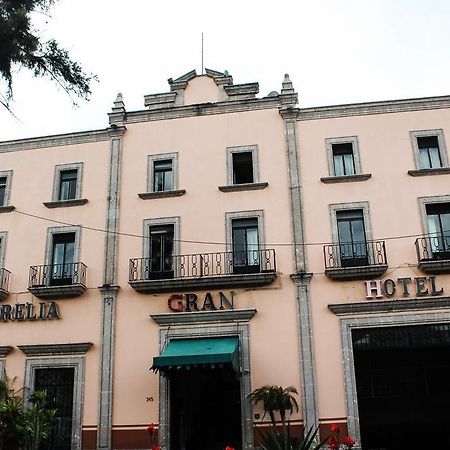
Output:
(365, 280), (383, 299)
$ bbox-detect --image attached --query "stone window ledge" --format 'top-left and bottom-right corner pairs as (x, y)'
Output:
(43, 199), (88, 208)
(0, 288), (9, 301)
(321, 174), (372, 184)
(418, 259), (450, 274)
(0, 205), (15, 213)
(325, 264), (388, 281)
(138, 189), (186, 199)
(28, 284), (87, 299)
(408, 167), (450, 177)
(218, 182), (269, 192)
(18, 342), (93, 356)
(0, 346), (13, 357)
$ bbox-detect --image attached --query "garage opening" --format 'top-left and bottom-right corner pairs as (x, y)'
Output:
(352, 324), (450, 450)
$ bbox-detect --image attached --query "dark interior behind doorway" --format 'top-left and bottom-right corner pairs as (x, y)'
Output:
(170, 367), (242, 450)
(352, 324), (450, 450)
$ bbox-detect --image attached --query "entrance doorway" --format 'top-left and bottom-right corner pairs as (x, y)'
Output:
(352, 324), (450, 450)
(169, 367), (242, 450)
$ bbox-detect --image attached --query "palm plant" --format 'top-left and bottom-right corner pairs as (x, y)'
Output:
(249, 385), (299, 427)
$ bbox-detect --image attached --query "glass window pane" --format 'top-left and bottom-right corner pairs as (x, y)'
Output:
(343, 153), (356, 175)
(333, 155), (345, 176)
(0, 186), (5, 206)
(164, 171), (173, 191)
(419, 148), (431, 169)
(232, 152), (253, 184)
(429, 147), (442, 168)
(246, 228), (259, 265)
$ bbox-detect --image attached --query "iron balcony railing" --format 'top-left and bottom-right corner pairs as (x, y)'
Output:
(129, 249), (276, 282)
(415, 235), (450, 262)
(323, 240), (387, 270)
(0, 267), (10, 292)
(28, 262), (87, 288)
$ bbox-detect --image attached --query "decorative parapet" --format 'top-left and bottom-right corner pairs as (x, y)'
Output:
(224, 83), (259, 100)
(108, 92), (127, 125)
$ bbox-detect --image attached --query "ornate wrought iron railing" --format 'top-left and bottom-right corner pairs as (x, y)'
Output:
(28, 262), (87, 288)
(323, 240), (387, 270)
(129, 249), (276, 282)
(0, 267), (10, 292)
(415, 235), (450, 262)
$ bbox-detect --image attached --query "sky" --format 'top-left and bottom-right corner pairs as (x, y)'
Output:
(1, 0), (450, 141)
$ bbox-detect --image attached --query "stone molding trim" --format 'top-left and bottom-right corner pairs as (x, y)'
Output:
(150, 308), (257, 325)
(0, 129), (110, 152)
(325, 264), (388, 281)
(328, 296), (450, 315)
(0, 205), (15, 213)
(43, 199), (88, 208)
(409, 128), (448, 170)
(138, 190), (186, 199)
(0, 346), (12, 357)
(218, 182), (269, 192)
(18, 342), (93, 356)
(408, 167), (450, 176)
(298, 95), (450, 121)
(339, 310), (450, 450)
(321, 174), (371, 184)
(418, 259), (450, 274)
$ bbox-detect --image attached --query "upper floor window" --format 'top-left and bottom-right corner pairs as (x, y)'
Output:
(426, 203), (450, 257)
(324, 137), (366, 181)
(0, 170), (13, 208)
(52, 163), (83, 202)
(332, 143), (356, 176)
(0, 177), (7, 206)
(336, 209), (368, 267)
(227, 145), (259, 185)
(51, 232), (75, 285)
(410, 130), (448, 171)
(153, 159), (173, 192)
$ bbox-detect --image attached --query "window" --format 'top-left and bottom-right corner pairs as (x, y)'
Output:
(52, 163), (83, 202)
(153, 159), (173, 192)
(59, 170), (78, 200)
(325, 136), (362, 177)
(0, 170), (13, 207)
(426, 203), (450, 258)
(332, 143), (356, 176)
(226, 145), (259, 185)
(51, 233), (75, 285)
(232, 218), (260, 273)
(149, 225), (174, 278)
(336, 210), (368, 267)
(410, 130), (448, 170)
(147, 153), (178, 193)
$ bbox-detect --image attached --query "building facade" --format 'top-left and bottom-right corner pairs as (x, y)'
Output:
(0, 69), (449, 450)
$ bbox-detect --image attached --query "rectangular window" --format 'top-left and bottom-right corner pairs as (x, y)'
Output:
(232, 152), (254, 184)
(153, 159), (173, 192)
(149, 225), (174, 279)
(336, 210), (368, 267)
(426, 203), (450, 258)
(51, 233), (75, 285)
(35, 367), (75, 450)
(418, 136), (442, 169)
(59, 170), (78, 201)
(332, 143), (356, 176)
(0, 177), (7, 206)
(232, 218), (260, 274)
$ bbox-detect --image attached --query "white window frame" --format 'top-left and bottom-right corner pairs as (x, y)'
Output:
(147, 153), (179, 193)
(410, 129), (448, 170)
(225, 210), (265, 252)
(44, 226), (81, 267)
(0, 170), (13, 207)
(325, 136), (362, 176)
(52, 163), (84, 201)
(24, 357), (85, 450)
(143, 217), (180, 258)
(226, 145), (259, 185)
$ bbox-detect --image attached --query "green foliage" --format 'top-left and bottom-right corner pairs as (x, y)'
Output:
(0, 0), (96, 110)
(249, 385), (299, 427)
(259, 425), (327, 450)
(0, 377), (57, 450)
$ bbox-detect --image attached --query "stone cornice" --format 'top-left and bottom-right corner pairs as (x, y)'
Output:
(98, 284), (120, 295)
(298, 95), (450, 120)
(108, 125), (126, 138)
(328, 296), (450, 316)
(0, 346), (13, 358)
(150, 308), (257, 326)
(0, 129), (110, 152)
(279, 107), (300, 120)
(291, 272), (313, 284)
(18, 342), (93, 356)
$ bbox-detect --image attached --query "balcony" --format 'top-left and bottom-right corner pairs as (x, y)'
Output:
(28, 262), (87, 299)
(0, 268), (10, 300)
(416, 235), (450, 274)
(129, 249), (277, 293)
(324, 240), (388, 280)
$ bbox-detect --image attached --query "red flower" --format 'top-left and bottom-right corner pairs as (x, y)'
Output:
(146, 422), (156, 434)
(225, 447), (235, 450)
(343, 436), (356, 448)
(152, 446), (160, 450)
(330, 423), (340, 433)
(328, 435), (340, 450)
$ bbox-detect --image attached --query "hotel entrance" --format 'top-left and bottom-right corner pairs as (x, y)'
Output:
(152, 336), (245, 450)
(352, 324), (450, 450)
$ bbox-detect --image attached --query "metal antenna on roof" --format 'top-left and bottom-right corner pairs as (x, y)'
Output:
(201, 32), (204, 75)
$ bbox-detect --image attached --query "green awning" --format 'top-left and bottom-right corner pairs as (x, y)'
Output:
(151, 337), (240, 373)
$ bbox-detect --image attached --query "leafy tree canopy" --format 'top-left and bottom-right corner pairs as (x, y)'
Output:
(0, 0), (96, 111)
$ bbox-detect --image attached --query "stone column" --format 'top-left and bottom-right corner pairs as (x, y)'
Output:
(97, 104), (126, 449)
(280, 79), (319, 432)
